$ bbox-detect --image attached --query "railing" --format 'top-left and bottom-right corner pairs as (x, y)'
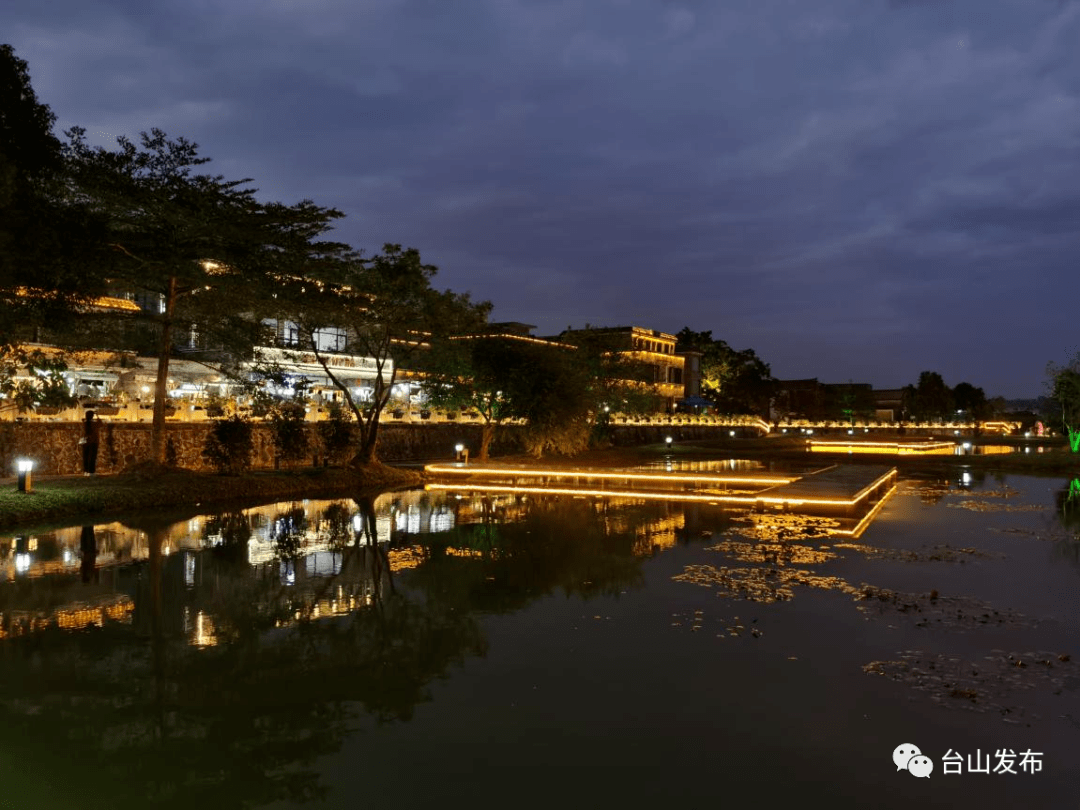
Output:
(0, 400), (1024, 437)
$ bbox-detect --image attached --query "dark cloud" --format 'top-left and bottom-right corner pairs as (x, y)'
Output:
(7, 0), (1080, 396)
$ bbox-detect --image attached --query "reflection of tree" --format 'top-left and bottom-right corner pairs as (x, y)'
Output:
(404, 496), (649, 615)
(0, 504), (487, 808)
(1055, 479), (1080, 535)
(272, 503), (308, 561)
(1050, 480), (1080, 572)
(0, 492), (681, 805)
(202, 510), (251, 566)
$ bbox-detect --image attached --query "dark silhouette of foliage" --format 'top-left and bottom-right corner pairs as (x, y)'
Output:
(202, 415), (254, 474)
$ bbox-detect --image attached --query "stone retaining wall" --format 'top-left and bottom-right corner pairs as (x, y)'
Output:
(0, 421), (525, 476)
(0, 421), (868, 476)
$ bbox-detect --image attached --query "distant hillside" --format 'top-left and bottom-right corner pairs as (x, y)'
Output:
(1004, 397), (1050, 413)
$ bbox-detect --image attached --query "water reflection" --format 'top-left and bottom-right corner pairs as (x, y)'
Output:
(0, 476), (1076, 807)
(1057, 478), (1080, 534)
(0, 491), (710, 807)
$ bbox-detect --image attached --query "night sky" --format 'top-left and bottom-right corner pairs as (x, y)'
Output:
(6, 0), (1080, 398)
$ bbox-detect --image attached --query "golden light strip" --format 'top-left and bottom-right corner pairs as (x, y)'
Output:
(981, 421), (1021, 433)
(809, 441), (955, 455)
(426, 482), (761, 505)
(832, 484), (898, 538)
(449, 334), (577, 349)
(424, 463), (797, 486)
(809, 440), (954, 449)
(617, 417), (772, 432)
(426, 470), (895, 509)
(848, 470), (898, 503)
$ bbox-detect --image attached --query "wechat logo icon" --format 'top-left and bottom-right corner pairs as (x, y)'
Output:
(894, 743), (933, 778)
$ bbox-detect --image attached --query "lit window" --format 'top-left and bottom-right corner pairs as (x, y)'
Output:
(283, 321), (300, 347)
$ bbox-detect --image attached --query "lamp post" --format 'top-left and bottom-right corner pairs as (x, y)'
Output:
(455, 443), (469, 464)
(665, 436), (673, 449)
(16, 459), (34, 493)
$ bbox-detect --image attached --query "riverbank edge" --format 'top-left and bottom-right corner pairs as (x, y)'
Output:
(0, 464), (426, 532)
(2, 437), (1078, 532)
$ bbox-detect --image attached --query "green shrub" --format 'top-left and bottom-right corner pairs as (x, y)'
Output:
(317, 403), (355, 466)
(269, 402), (310, 467)
(202, 415), (254, 475)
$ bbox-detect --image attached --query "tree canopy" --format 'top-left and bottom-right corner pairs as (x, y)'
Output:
(0, 44), (112, 366)
(675, 328), (775, 416)
(1047, 354), (1080, 453)
(901, 371), (954, 421)
(259, 244), (490, 464)
(60, 126), (350, 462)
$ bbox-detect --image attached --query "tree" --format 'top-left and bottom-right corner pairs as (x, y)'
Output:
(824, 383), (875, 424)
(263, 244), (489, 465)
(675, 328), (776, 416)
(423, 334), (555, 460)
(63, 128), (346, 464)
(0, 44), (113, 396)
(952, 381), (989, 421)
(902, 371), (954, 421)
(1047, 354), (1080, 453)
(0, 346), (77, 412)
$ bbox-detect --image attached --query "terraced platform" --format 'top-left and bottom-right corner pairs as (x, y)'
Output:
(424, 462), (897, 513)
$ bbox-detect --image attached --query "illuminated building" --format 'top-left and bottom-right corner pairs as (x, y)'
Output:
(558, 326), (687, 411)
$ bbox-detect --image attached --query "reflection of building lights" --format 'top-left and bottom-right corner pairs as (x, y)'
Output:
(430, 508), (455, 532)
(194, 611), (217, 647)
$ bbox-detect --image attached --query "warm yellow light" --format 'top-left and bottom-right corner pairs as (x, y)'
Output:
(424, 463), (797, 486)
(833, 484), (898, 538)
(449, 333), (577, 349)
(425, 466), (896, 510)
(809, 441), (955, 455)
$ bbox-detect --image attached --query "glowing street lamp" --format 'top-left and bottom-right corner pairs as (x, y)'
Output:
(16, 458), (34, 493)
(455, 443), (469, 464)
(665, 436), (673, 449)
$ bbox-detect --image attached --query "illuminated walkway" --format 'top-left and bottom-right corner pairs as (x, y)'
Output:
(424, 462), (897, 518)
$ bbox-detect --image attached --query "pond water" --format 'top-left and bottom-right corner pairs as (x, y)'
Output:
(0, 465), (1078, 809)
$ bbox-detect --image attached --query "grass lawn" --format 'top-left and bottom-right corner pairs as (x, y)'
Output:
(0, 465), (424, 531)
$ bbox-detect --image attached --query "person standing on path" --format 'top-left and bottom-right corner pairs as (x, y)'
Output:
(82, 410), (102, 475)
